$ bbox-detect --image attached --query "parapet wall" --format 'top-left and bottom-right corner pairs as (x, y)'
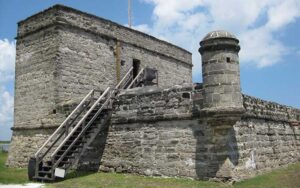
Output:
(243, 94), (300, 122)
(112, 85), (202, 124)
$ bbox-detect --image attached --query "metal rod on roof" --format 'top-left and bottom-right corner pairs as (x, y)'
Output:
(128, 0), (132, 28)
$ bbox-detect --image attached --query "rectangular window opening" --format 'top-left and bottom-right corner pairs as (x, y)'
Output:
(132, 59), (140, 78)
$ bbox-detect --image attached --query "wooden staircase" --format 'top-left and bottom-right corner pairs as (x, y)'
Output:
(28, 67), (146, 182)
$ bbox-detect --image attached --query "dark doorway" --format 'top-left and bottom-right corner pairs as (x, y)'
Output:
(133, 59), (140, 78)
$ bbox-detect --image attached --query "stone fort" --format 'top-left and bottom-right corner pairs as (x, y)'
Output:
(6, 4), (300, 182)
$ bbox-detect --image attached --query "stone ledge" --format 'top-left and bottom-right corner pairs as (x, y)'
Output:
(200, 107), (245, 116)
(11, 125), (58, 131)
(119, 84), (197, 97)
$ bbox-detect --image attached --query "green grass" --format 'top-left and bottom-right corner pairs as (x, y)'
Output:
(234, 163), (300, 188)
(48, 163), (300, 188)
(0, 152), (299, 187)
(0, 152), (29, 184)
(0, 141), (10, 144)
(49, 172), (224, 188)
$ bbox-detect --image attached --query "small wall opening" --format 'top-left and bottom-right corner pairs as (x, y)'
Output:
(121, 60), (125, 66)
(133, 59), (140, 78)
(226, 57), (231, 63)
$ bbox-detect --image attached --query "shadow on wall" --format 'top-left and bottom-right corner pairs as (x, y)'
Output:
(76, 118), (110, 172)
(193, 120), (239, 181)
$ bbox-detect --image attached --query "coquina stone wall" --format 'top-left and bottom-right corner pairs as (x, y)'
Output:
(7, 22), (61, 167)
(7, 129), (55, 167)
(231, 95), (300, 179)
(77, 85), (209, 179)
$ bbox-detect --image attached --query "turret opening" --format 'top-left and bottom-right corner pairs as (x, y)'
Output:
(226, 57), (231, 63)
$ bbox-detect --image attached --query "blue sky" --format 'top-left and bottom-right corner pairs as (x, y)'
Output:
(0, 0), (300, 140)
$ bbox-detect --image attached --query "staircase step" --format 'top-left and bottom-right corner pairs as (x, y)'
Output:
(65, 155), (76, 159)
(86, 114), (105, 122)
(63, 142), (83, 148)
(41, 166), (52, 171)
(38, 170), (52, 173)
(58, 162), (70, 168)
(38, 170), (52, 175)
(65, 141), (85, 147)
(89, 125), (98, 129)
(62, 143), (81, 148)
(74, 131), (83, 134)
(88, 109), (108, 116)
(69, 150), (80, 154)
(58, 148), (79, 154)
(68, 136), (86, 142)
(34, 176), (54, 181)
(54, 154), (76, 160)
(85, 130), (94, 134)
(55, 158), (70, 163)
(64, 144), (83, 149)
(66, 139), (80, 144)
(70, 134), (81, 137)
(67, 137), (83, 141)
(55, 148), (80, 158)
(55, 157), (75, 162)
(52, 159), (71, 167)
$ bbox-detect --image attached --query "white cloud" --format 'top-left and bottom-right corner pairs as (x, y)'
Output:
(0, 39), (15, 140)
(0, 85), (14, 140)
(239, 27), (286, 68)
(133, 24), (152, 33)
(0, 39), (16, 83)
(146, 0), (204, 28)
(137, 0), (300, 79)
(0, 90), (14, 125)
(266, 0), (300, 30)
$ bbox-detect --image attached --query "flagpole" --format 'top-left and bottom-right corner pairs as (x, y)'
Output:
(128, 0), (132, 28)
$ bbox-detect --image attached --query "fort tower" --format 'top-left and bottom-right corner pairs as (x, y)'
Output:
(199, 30), (243, 114)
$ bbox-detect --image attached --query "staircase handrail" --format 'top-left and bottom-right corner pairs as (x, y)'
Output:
(50, 87), (110, 158)
(34, 89), (95, 158)
(127, 68), (145, 89)
(115, 67), (133, 90)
